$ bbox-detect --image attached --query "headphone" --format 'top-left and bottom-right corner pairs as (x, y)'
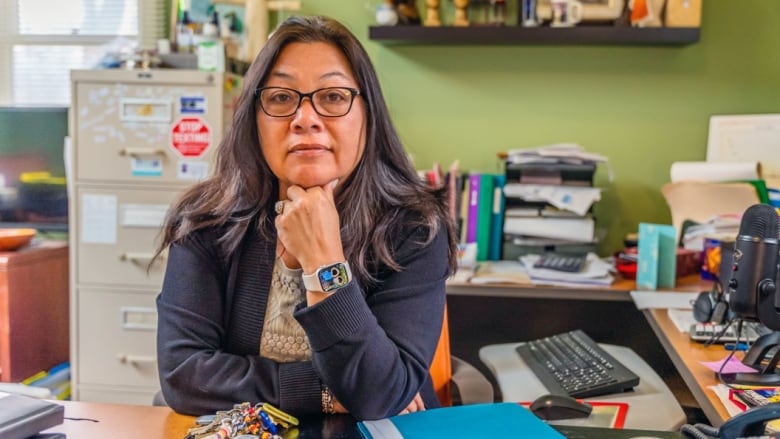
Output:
(692, 276), (730, 324)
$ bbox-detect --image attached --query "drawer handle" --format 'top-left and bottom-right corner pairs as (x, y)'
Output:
(119, 147), (165, 157)
(117, 354), (157, 365)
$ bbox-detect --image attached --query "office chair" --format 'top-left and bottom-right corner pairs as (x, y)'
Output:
(430, 304), (494, 406)
(154, 305), (494, 408)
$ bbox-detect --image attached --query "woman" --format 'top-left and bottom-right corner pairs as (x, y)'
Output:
(155, 15), (457, 420)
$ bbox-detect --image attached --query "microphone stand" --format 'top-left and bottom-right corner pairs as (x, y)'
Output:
(722, 332), (780, 386)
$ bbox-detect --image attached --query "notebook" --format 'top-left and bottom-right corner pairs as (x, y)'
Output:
(357, 402), (565, 438)
(0, 392), (64, 439)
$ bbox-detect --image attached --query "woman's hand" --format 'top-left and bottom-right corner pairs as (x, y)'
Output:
(397, 393), (425, 415)
(331, 392), (425, 416)
(274, 179), (345, 275)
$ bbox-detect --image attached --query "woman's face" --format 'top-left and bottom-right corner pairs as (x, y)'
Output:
(257, 42), (367, 193)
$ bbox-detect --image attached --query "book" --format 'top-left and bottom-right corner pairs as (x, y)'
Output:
(504, 216), (595, 242)
(0, 392), (64, 439)
(357, 402), (565, 438)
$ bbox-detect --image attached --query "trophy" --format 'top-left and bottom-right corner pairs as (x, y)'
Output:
(425, 0), (441, 26)
(453, 0), (470, 26)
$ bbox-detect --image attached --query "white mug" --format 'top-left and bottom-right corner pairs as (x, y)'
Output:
(550, 0), (583, 27)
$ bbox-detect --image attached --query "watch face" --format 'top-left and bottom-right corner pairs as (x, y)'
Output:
(319, 263), (350, 292)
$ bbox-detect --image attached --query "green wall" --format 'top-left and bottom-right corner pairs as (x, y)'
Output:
(290, 0), (779, 254)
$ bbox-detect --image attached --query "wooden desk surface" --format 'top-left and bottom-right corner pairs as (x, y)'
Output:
(44, 400), (194, 439)
(42, 400), (364, 439)
(644, 308), (734, 427)
(447, 274), (711, 302)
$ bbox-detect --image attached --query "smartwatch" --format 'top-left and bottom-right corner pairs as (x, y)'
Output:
(302, 262), (352, 293)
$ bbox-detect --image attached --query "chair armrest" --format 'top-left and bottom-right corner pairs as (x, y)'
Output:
(450, 355), (494, 405)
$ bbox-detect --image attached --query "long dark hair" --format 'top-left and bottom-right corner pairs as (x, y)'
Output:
(156, 15), (457, 284)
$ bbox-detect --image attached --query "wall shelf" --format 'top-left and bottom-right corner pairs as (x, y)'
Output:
(368, 25), (700, 46)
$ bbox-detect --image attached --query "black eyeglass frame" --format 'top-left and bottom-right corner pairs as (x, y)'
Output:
(254, 86), (362, 118)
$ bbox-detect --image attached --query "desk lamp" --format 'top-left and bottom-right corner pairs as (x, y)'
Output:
(723, 203), (780, 385)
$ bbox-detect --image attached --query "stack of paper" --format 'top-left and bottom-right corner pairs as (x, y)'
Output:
(470, 260), (530, 285)
(519, 253), (614, 287)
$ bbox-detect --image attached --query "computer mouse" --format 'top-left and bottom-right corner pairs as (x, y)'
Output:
(529, 394), (593, 421)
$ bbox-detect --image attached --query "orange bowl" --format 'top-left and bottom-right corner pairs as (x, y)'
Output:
(0, 228), (37, 251)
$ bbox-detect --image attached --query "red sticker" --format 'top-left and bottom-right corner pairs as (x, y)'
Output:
(171, 117), (211, 158)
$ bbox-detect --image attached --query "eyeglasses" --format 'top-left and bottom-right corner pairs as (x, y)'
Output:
(255, 86), (361, 118)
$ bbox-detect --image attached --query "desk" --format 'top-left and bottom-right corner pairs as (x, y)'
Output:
(447, 275), (709, 301)
(479, 342), (686, 431)
(445, 276), (711, 406)
(43, 401), (194, 438)
(643, 308), (732, 427)
(40, 400), (683, 439)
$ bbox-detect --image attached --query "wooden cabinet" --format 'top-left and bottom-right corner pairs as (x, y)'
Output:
(0, 242), (69, 382)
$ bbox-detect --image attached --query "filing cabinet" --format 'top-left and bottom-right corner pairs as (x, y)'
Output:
(69, 69), (241, 404)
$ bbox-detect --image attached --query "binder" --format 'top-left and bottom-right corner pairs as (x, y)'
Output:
(489, 174), (506, 261)
(465, 173), (480, 244)
(0, 392), (64, 439)
(475, 173), (495, 261)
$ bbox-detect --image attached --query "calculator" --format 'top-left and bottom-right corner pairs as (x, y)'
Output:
(533, 254), (587, 273)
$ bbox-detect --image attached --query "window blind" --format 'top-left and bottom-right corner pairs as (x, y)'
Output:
(0, 0), (165, 106)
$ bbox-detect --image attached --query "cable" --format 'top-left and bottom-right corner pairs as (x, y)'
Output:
(680, 422), (718, 439)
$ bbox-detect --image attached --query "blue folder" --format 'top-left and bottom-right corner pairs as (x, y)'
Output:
(357, 402), (565, 438)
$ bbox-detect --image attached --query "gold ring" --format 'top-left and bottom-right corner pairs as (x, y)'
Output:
(274, 201), (285, 215)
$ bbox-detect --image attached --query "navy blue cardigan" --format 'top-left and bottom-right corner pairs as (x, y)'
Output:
(156, 221), (448, 419)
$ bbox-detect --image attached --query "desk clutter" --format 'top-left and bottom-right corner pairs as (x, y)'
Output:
(423, 143), (608, 271)
(185, 402), (298, 439)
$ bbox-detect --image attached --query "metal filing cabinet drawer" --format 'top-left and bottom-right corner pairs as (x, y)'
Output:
(77, 288), (158, 388)
(75, 186), (179, 288)
(73, 70), (223, 185)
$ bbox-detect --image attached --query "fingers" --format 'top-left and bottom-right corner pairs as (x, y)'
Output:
(398, 393), (425, 415)
(275, 182), (344, 273)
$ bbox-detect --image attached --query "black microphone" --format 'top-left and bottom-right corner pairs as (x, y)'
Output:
(727, 204), (780, 328)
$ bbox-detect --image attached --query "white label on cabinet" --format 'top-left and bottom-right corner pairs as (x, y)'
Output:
(178, 160), (209, 180)
(120, 204), (169, 228)
(131, 158), (163, 177)
(81, 194), (117, 244)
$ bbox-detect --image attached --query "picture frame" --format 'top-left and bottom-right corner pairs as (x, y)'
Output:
(537, 0), (625, 22)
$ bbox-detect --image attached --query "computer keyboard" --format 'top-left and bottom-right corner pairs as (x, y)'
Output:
(515, 329), (640, 398)
(689, 322), (770, 343)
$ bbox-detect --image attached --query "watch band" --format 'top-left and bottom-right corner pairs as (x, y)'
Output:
(302, 261), (352, 293)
